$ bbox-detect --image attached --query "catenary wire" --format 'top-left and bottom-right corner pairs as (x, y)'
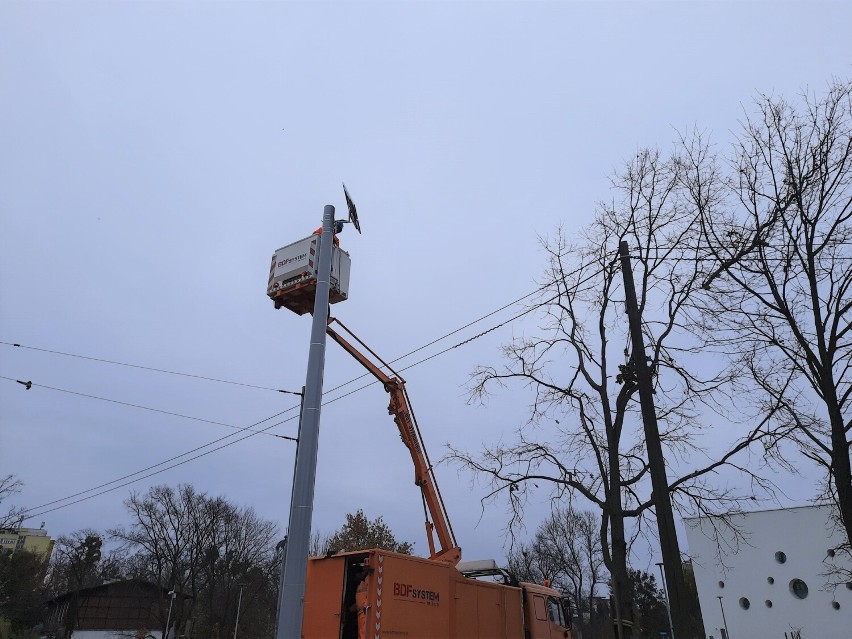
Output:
(0, 288), (547, 448)
(12, 261), (607, 519)
(0, 282), (556, 410)
(12, 238), (846, 516)
(12, 265), (607, 519)
(0, 341), (302, 395)
(0, 375), (294, 439)
(20, 374), (414, 521)
(18, 307), (527, 521)
(14, 407), (298, 519)
(20, 412), (301, 519)
(3, 241), (834, 394)
(0, 283), (551, 395)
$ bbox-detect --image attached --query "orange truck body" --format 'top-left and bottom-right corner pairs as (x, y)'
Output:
(302, 549), (570, 639)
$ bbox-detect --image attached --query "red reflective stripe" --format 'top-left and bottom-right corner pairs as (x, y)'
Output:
(311, 227), (339, 246)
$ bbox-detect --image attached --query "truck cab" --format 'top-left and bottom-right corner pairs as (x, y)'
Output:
(520, 581), (572, 639)
(458, 559), (572, 639)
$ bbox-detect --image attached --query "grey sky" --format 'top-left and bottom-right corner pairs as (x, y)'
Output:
(1, 1), (849, 566)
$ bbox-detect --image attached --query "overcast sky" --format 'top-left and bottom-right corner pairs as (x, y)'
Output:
(1, 1), (850, 569)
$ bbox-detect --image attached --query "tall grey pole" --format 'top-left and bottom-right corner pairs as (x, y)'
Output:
(163, 589), (176, 639)
(276, 205), (335, 639)
(233, 584), (244, 639)
(717, 596), (730, 639)
(656, 561), (675, 639)
(619, 241), (687, 637)
(275, 388), (303, 631)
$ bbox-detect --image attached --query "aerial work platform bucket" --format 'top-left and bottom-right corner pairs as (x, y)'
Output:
(267, 234), (351, 315)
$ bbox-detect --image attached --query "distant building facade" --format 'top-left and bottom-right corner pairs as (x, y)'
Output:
(684, 505), (851, 639)
(0, 525), (54, 559)
(43, 579), (190, 639)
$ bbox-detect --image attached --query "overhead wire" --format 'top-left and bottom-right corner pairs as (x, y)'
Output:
(4, 240), (837, 392)
(0, 375), (293, 439)
(23, 364), (460, 521)
(8, 236), (846, 519)
(9, 265), (606, 520)
(0, 283), (553, 401)
(0, 341), (302, 395)
(7, 258), (608, 520)
(19, 410), (300, 519)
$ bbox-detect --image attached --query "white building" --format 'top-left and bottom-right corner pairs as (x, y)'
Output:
(684, 505), (851, 639)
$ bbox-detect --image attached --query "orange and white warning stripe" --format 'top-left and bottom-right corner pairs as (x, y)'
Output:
(268, 254), (278, 291)
(375, 555), (384, 639)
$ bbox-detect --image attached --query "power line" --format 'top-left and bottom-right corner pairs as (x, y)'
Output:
(25, 232), (836, 519)
(2, 247), (845, 388)
(614, 244), (852, 261)
(8, 241), (842, 514)
(16, 380), (394, 520)
(0, 375), (292, 439)
(32, 241), (818, 520)
(21, 409), (302, 520)
(0, 341), (302, 395)
(1, 285), (555, 406)
(12, 260), (607, 520)
(0, 284), (549, 395)
(6, 296), (545, 520)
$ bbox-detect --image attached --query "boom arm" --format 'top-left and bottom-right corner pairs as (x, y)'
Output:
(326, 317), (461, 565)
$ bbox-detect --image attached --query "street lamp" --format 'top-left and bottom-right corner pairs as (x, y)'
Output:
(163, 589), (177, 639)
(717, 595), (730, 639)
(233, 584), (245, 639)
(656, 562), (675, 639)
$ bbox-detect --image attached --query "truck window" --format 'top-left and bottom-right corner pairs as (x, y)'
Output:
(560, 597), (573, 629)
(547, 597), (564, 626)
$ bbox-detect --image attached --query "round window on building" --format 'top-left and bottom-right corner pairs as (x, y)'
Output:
(718, 580), (725, 588)
(832, 601), (840, 610)
(775, 551), (787, 564)
(767, 577), (775, 584)
(739, 597), (750, 610)
(765, 600), (773, 608)
(789, 579), (809, 599)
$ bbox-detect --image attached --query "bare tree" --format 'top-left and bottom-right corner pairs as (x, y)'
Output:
(112, 485), (200, 589)
(47, 529), (105, 593)
(307, 530), (330, 556)
(699, 78), (852, 550)
(111, 484), (279, 639)
(449, 146), (783, 638)
(508, 508), (605, 635)
(0, 474), (24, 529)
(197, 498), (278, 639)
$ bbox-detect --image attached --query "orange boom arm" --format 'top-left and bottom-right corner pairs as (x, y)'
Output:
(326, 317), (461, 565)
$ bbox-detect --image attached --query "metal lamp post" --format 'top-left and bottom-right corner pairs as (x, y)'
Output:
(717, 595), (730, 639)
(233, 584), (245, 639)
(163, 589), (176, 639)
(656, 561), (675, 639)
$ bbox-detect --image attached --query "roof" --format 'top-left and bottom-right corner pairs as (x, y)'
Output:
(46, 578), (191, 604)
(681, 503), (830, 522)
